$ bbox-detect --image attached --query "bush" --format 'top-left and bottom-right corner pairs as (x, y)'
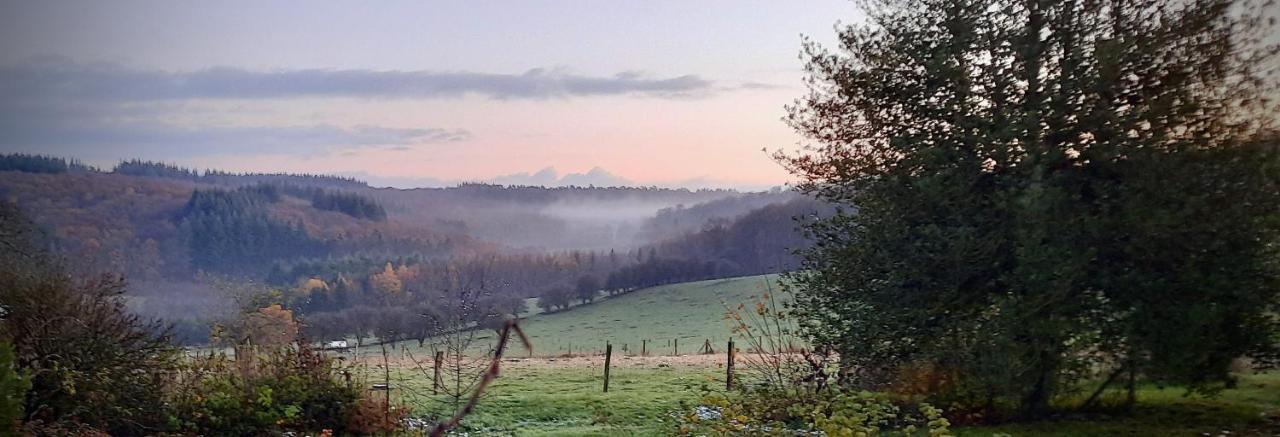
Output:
(6, 274), (179, 435)
(0, 341), (29, 435)
(167, 343), (377, 435)
(672, 387), (951, 436)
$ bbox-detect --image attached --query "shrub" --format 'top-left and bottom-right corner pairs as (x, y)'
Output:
(167, 343), (378, 435)
(0, 341), (29, 435)
(672, 387), (951, 436)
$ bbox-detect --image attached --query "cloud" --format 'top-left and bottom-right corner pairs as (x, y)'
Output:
(486, 166), (634, 187)
(0, 61), (716, 103)
(0, 66), (473, 157)
(0, 108), (469, 156)
(737, 81), (786, 90)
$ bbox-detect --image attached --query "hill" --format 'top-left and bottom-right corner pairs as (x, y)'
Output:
(363, 274), (789, 358)
(520, 274), (788, 356)
(0, 169), (481, 280)
(1, 155), (823, 347)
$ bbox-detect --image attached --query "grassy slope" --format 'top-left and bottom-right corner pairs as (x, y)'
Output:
(380, 274), (781, 434)
(367, 274), (786, 358)
(375, 274), (1278, 435)
(517, 274), (785, 357)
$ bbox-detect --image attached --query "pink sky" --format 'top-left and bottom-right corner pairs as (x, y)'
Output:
(0, 1), (859, 189)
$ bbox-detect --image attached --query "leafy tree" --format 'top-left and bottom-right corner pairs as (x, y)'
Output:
(780, 0), (1280, 417)
(538, 288), (573, 312)
(244, 304), (300, 347)
(575, 275), (601, 304)
(370, 262), (403, 295)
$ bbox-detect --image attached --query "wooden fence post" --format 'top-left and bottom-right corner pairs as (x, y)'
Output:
(432, 351), (443, 395)
(726, 338), (735, 391)
(642, 339), (647, 356)
(603, 342), (613, 393)
(674, 338), (679, 356)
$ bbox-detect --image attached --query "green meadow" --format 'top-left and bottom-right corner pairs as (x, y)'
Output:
(357, 275), (1280, 436)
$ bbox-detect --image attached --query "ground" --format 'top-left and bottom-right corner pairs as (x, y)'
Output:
(342, 274), (1280, 435)
(388, 355), (727, 436)
(366, 354), (1279, 436)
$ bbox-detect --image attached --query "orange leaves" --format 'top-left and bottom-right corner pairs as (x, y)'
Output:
(245, 304), (299, 347)
(370, 262), (403, 295)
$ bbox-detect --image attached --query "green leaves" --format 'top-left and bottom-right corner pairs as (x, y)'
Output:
(0, 341), (30, 434)
(781, 0), (1280, 418)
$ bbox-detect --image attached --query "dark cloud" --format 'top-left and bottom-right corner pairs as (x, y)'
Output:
(0, 60), (711, 160)
(0, 61), (716, 102)
(0, 107), (469, 157)
(0, 60), (476, 157)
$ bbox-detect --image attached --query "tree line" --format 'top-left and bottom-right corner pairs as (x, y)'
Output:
(0, 153), (96, 174)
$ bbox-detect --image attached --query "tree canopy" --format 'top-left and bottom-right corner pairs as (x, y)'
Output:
(780, 0), (1280, 417)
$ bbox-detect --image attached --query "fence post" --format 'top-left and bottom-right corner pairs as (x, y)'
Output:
(642, 339), (647, 356)
(603, 342), (613, 393)
(432, 350), (443, 395)
(674, 338), (678, 356)
(726, 338), (735, 391)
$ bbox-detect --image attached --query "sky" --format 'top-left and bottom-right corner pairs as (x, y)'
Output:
(0, 1), (859, 189)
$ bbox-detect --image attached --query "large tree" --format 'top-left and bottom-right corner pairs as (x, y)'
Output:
(780, 0), (1280, 417)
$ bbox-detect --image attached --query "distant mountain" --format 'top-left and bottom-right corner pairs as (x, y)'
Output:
(486, 166), (633, 187)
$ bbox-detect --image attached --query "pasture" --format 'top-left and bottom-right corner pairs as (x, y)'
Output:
(348, 275), (1280, 435)
(358, 274), (787, 359)
(368, 355), (1280, 436)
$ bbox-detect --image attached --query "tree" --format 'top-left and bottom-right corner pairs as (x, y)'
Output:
(370, 262), (403, 295)
(538, 288), (572, 312)
(780, 0), (1280, 417)
(575, 275), (601, 304)
(244, 304), (300, 347)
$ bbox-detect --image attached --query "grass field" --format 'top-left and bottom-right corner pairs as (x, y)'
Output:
(382, 356), (724, 436)
(955, 372), (1280, 436)
(515, 274), (786, 357)
(348, 275), (1279, 435)
(375, 356), (1280, 436)
(361, 274), (786, 359)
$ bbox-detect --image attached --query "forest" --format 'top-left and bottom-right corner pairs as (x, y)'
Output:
(0, 155), (823, 345)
